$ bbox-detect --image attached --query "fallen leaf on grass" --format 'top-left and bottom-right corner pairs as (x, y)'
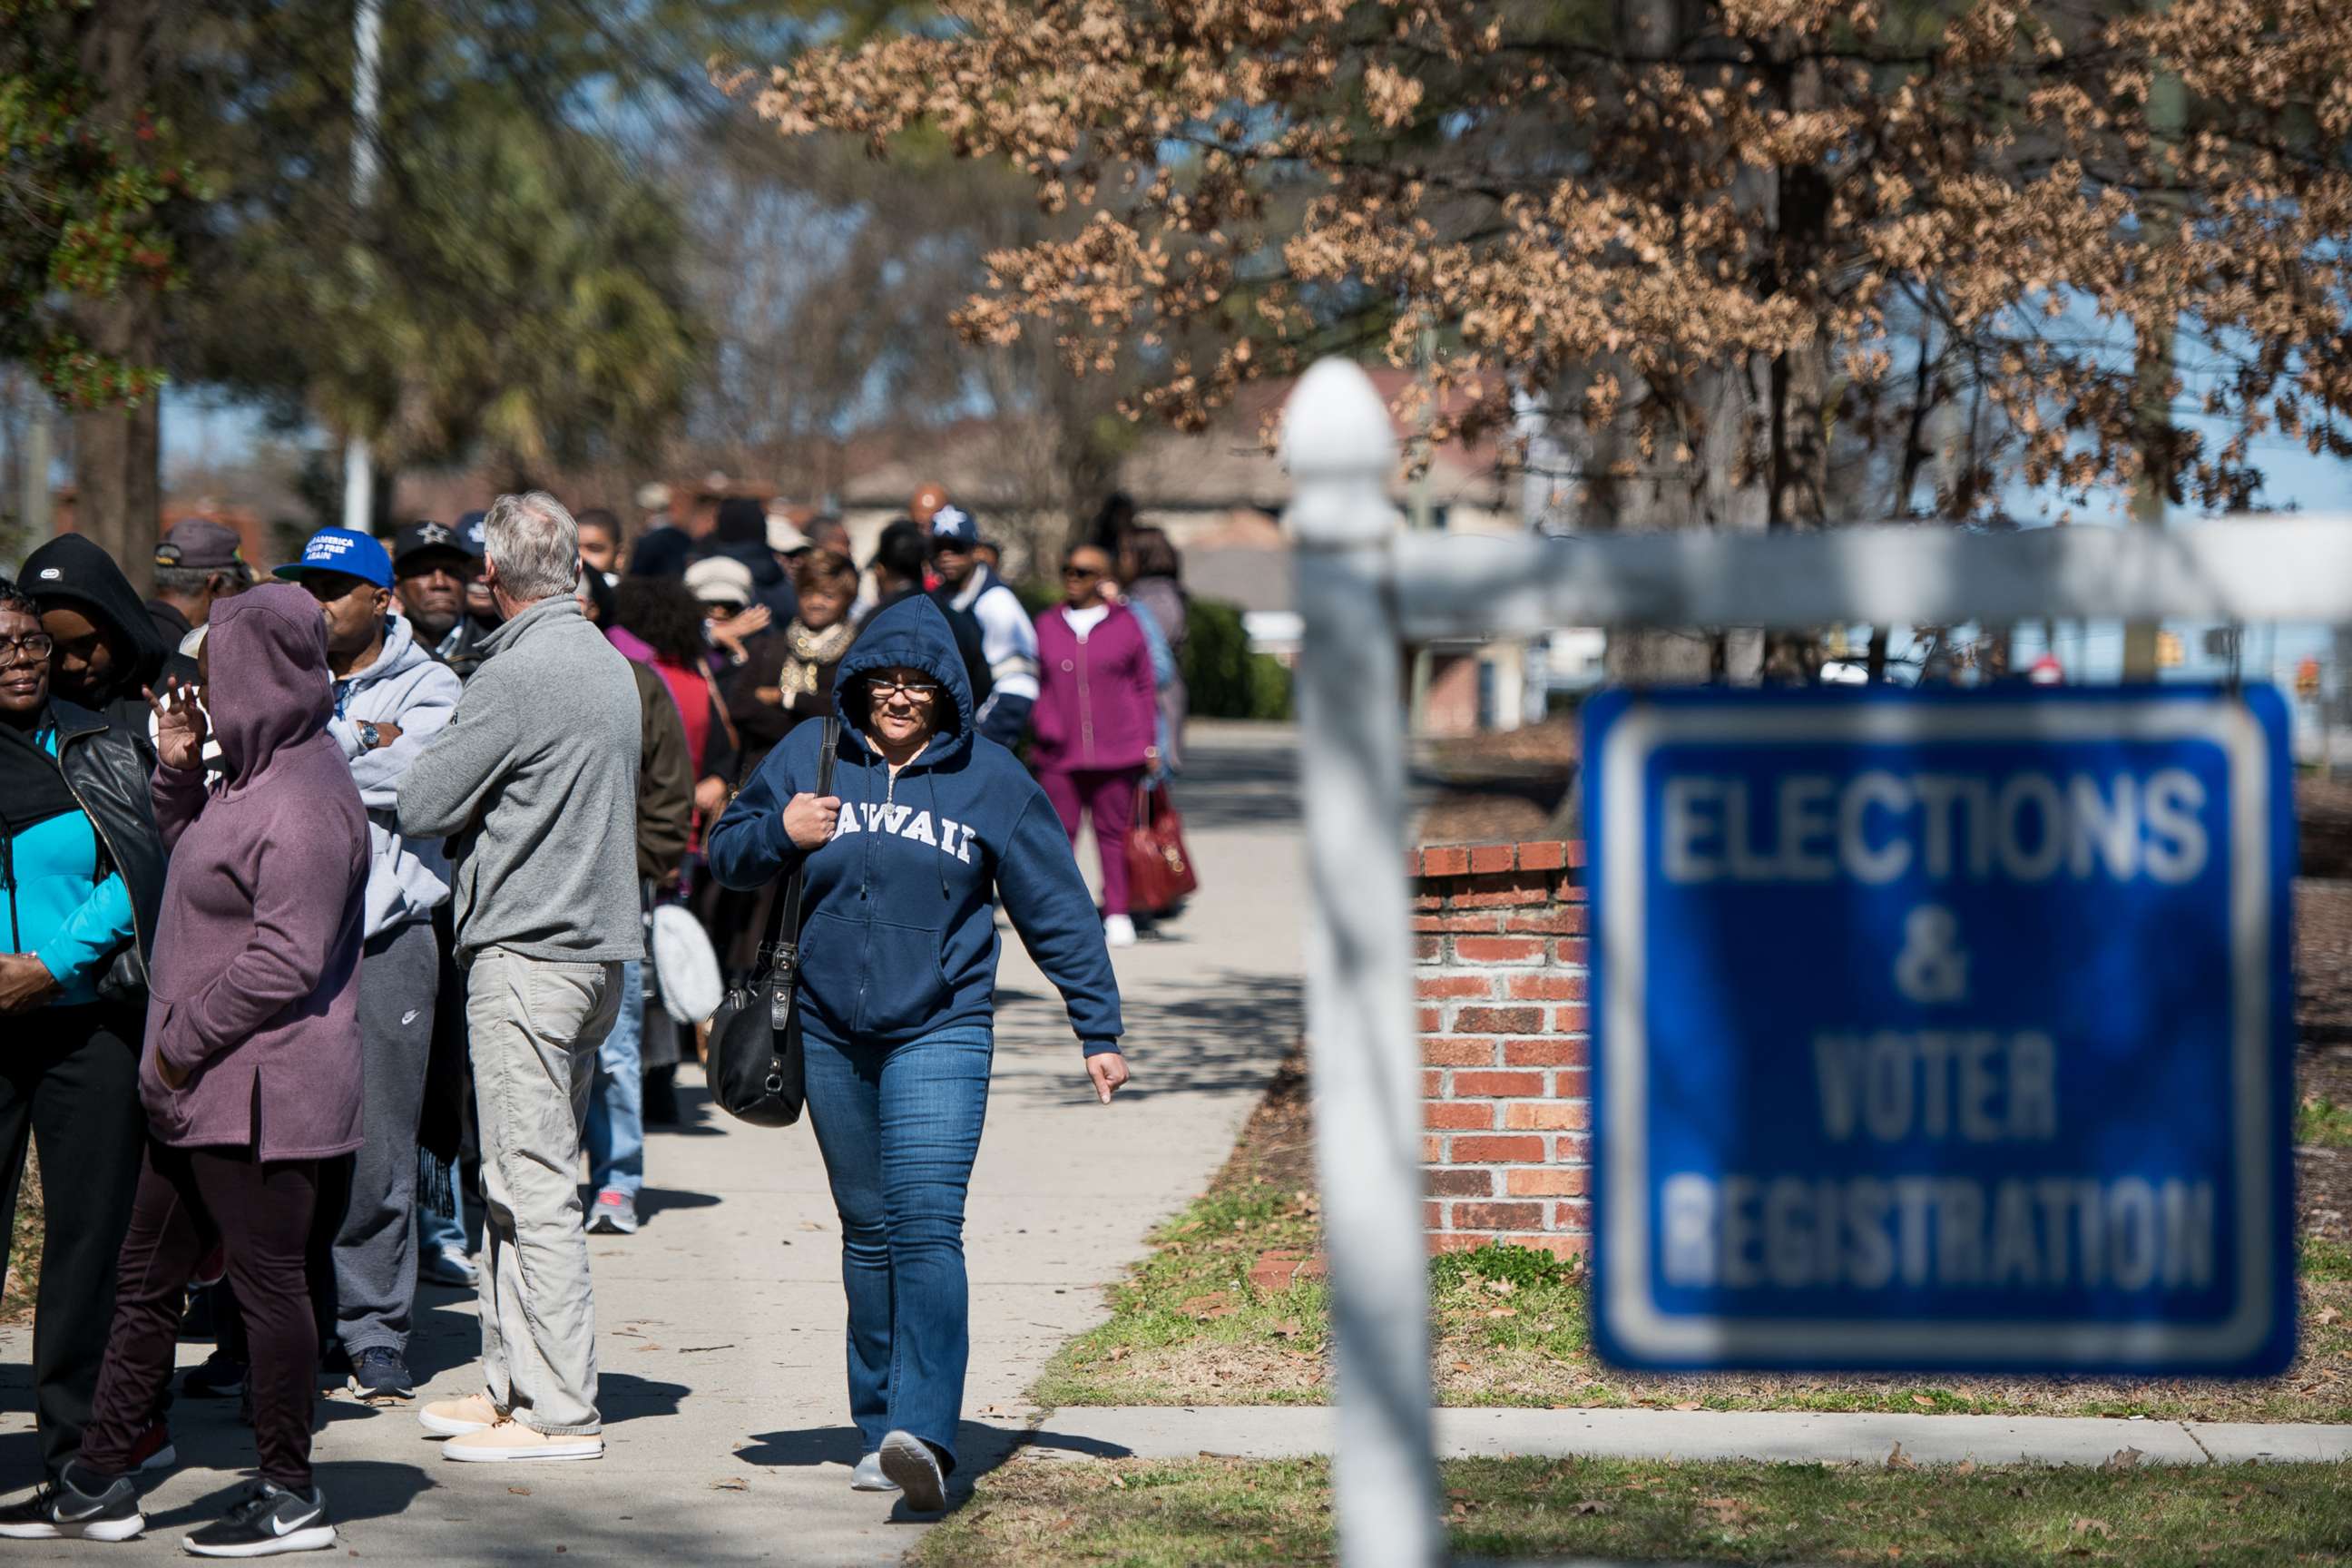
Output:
(507, 1486), (532, 1495)
(1671, 1401), (1702, 1412)
(1570, 1500), (1612, 1515)
(1885, 1442), (1916, 1471)
(1953, 1459), (1978, 1476)
(1910, 1394), (1937, 1408)
(1180, 1292), (1237, 1320)
(1107, 1345), (1132, 1362)
(1268, 1318), (1304, 1338)
(1485, 1279), (1516, 1296)
(2101, 1446), (2144, 1472)
(1450, 1360), (1473, 1373)
(2071, 1517), (2113, 1539)
(1486, 1308), (1518, 1319)
(2318, 1307), (2343, 1326)
(1110, 1473), (1127, 1490)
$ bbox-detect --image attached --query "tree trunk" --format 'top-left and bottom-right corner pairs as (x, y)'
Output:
(69, 0), (165, 590)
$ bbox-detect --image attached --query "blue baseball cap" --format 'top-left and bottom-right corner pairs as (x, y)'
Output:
(273, 527), (394, 589)
(457, 510), (489, 555)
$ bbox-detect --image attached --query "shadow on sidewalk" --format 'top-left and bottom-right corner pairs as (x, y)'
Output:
(995, 969), (1303, 1104)
(139, 1458), (435, 1531)
(733, 1420), (1140, 1523)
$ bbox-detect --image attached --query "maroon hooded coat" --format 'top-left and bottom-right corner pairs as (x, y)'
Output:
(139, 583), (369, 1160)
(1030, 601), (1159, 774)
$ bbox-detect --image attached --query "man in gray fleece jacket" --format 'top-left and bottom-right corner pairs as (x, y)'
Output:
(396, 491), (641, 1464)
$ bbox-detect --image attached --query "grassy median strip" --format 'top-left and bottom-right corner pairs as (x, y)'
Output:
(1038, 1153), (2352, 1421)
(919, 1454), (2352, 1567)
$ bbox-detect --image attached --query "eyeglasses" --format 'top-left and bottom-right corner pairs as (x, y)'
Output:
(867, 676), (943, 702)
(0, 633), (54, 665)
(1062, 565), (1104, 582)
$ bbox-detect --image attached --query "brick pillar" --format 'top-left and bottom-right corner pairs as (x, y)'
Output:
(1409, 840), (1590, 1259)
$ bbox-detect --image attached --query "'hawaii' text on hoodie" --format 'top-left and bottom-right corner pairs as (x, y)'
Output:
(706, 594), (1123, 1055)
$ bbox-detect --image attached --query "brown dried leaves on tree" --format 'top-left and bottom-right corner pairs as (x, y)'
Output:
(748, 1), (2352, 520)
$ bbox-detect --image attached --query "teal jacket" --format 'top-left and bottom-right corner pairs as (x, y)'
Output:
(2, 728), (137, 1006)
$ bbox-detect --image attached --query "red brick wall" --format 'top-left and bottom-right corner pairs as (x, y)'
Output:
(1409, 839), (1590, 1260)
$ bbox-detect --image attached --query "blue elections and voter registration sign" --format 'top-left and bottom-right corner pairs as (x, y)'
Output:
(1584, 685), (2295, 1377)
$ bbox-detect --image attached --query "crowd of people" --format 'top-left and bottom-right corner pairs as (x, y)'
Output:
(0, 481), (1191, 1551)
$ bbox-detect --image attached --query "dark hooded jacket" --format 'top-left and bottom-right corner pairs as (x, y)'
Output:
(707, 594), (1122, 1054)
(142, 583), (369, 1160)
(21, 534), (179, 735)
(707, 496), (799, 624)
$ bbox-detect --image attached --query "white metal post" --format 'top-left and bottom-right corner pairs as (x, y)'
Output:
(1283, 359), (1445, 1568)
(341, 0), (383, 536)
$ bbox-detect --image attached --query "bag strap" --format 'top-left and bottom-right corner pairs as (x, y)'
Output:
(757, 717), (840, 968)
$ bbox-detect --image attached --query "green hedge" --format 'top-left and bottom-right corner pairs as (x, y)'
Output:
(1185, 597), (1294, 721)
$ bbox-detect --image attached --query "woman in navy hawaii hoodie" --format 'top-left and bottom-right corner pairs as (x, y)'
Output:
(706, 593), (1129, 1510)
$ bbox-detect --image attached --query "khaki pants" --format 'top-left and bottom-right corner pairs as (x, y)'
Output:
(466, 947), (620, 1436)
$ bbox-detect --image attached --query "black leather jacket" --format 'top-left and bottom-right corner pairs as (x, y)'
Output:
(51, 699), (165, 1004)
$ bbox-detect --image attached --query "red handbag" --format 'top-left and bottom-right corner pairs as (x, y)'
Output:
(1125, 779), (1200, 915)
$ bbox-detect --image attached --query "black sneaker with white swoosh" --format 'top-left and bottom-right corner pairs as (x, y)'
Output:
(0, 1463), (146, 1541)
(181, 1481), (336, 1558)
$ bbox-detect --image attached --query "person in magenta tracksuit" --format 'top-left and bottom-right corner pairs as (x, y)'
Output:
(34, 583), (368, 1556)
(1030, 543), (1160, 948)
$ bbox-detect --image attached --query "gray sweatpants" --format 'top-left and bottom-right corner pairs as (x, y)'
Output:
(466, 946), (620, 1436)
(329, 917), (439, 1357)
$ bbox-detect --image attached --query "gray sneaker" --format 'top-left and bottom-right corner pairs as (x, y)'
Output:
(181, 1480), (334, 1557)
(877, 1430), (946, 1512)
(586, 1191), (639, 1235)
(0, 1464), (145, 1542)
(849, 1451), (898, 1492)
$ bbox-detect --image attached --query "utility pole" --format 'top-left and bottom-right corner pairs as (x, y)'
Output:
(341, 0), (382, 536)
(2122, 8), (2181, 681)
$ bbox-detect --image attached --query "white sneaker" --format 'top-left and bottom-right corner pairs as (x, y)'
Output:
(877, 1430), (946, 1511)
(849, 1451), (897, 1492)
(1103, 914), (1137, 948)
(441, 1418), (603, 1464)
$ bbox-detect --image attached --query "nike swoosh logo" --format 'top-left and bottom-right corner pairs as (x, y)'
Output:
(271, 1510), (320, 1537)
(401, 1009), (421, 1025)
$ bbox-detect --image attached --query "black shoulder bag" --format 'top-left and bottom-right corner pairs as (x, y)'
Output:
(707, 717), (838, 1128)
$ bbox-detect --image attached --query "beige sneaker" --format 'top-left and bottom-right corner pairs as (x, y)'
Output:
(441, 1418), (603, 1464)
(418, 1393), (501, 1438)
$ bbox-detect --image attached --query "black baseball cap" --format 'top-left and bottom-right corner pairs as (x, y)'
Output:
(391, 519), (481, 573)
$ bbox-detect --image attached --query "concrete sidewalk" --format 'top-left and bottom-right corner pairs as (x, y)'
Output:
(1013, 1405), (2352, 1468)
(0, 722), (1304, 1564)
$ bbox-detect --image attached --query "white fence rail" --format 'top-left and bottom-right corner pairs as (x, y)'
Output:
(1279, 355), (2347, 1568)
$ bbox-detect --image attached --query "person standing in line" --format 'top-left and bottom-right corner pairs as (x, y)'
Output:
(573, 569), (691, 1238)
(574, 509), (624, 585)
(1031, 544), (1161, 948)
(1118, 527), (1190, 776)
(19, 534), (175, 742)
(387, 518), (492, 1287)
(397, 491), (641, 1463)
(30, 583), (368, 1555)
(926, 504), (1037, 748)
(143, 519), (250, 651)
(273, 528), (463, 1405)
(390, 521), (490, 679)
(0, 585), (169, 1535)
(708, 594), (1130, 1512)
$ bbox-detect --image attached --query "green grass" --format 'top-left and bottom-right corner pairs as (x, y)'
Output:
(2301, 1094), (2352, 1150)
(916, 1455), (2352, 1567)
(1042, 1185), (2352, 1422)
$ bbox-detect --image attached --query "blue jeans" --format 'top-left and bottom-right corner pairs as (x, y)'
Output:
(802, 1023), (993, 1464)
(418, 1153), (468, 1254)
(584, 960), (645, 1200)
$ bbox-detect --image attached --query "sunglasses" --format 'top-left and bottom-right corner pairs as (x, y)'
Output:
(1062, 565), (1105, 582)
